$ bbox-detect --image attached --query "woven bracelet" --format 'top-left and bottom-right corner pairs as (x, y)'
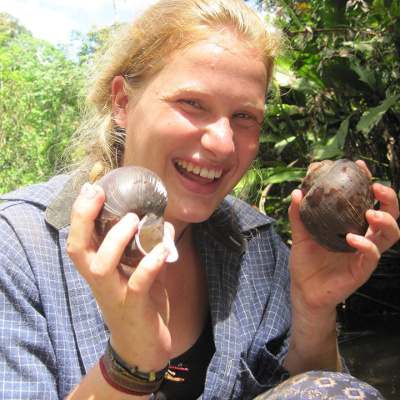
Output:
(99, 340), (169, 396)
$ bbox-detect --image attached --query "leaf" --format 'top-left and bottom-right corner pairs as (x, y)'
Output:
(232, 167), (306, 199)
(343, 41), (374, 54)
(350, 61), (376, 91)
(390, 0), (400, 17)
(261, 168), (306, 184)
(274, 136), (296, 155)
(356, 94), (400, 134)
(274, 67), (320, 94)
(314, 115), (351, 159)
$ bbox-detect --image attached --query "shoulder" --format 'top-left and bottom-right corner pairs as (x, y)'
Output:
(0, 174), (78, 269)
(0, 171), (86, 230)
(0, 174), (73, 211)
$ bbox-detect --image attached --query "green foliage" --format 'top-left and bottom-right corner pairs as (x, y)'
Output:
(240, 0), (400, 242)
(1, 4), (399, 245)
(0, 11), (124, 194)
(0, 13), (84, 193)
(71, 22), (123, 68)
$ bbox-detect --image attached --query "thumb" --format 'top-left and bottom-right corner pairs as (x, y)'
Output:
(288, 189), (309, 244)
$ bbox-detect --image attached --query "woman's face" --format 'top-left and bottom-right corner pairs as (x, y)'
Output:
(113, 32), (267, 225)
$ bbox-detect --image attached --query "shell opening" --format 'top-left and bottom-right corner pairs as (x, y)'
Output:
(134, 215), (178, 263)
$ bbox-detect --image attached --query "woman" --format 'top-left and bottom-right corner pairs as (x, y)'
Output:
(0, 0), (399, 399)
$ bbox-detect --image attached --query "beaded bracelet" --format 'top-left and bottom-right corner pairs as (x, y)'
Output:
(100, 340), (169, 396)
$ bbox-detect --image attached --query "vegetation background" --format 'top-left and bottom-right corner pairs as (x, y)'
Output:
(2, 1), (399, 200)
(1, 0), (399, 398)
(2, 0), (399, 239)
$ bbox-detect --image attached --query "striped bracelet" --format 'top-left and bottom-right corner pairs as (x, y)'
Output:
(99, 340), (169, 396)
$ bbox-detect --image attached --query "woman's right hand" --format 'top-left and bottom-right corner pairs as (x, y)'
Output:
(66, 182), (172, 373)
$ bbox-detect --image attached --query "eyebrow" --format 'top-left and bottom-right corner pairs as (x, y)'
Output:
(243, 101), (266, 114)
(161, 85), (266, 113)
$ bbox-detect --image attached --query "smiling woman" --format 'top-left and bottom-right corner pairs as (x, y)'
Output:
(110, 35), (267, 225)
(0, 0), (399, 399)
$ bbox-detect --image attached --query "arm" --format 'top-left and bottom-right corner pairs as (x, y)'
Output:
(65, 183), (172, 399)
(284, 161), (400, 376)
(0, 223), (59, 399)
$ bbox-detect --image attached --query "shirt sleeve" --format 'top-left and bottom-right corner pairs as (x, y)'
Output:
(0, 217), (59, 400)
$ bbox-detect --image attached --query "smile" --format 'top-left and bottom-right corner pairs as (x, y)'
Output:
(175, 159), (223, 181)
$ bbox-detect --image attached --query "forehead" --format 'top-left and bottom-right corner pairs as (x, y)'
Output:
(172, 30), (264, 66)
(156, 33), (267, 90)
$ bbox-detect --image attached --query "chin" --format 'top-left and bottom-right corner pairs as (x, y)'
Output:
(165, 202), (217, 224)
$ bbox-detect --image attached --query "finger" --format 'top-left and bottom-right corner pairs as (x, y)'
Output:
(355, 159), (372, 179)
(365, 209), (400, 253)
(346, 233), (380, 283)
(91, 213), (139, 281)
(126, 243), (169, 307)
(372, 183), (400, 219)
(67, 183), (105, 264)
(288, 189), (309, 242)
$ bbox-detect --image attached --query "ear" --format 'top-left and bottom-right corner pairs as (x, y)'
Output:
(112, 76), (129, 127)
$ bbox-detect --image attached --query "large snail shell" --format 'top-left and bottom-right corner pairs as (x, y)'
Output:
(93, 166), (178, 267)
(299, 159), (374, 253)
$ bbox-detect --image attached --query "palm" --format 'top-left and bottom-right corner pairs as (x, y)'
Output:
(289, 236), (365, 312)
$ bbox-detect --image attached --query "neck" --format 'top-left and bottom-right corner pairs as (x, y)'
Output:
(166, 219), (191, 247)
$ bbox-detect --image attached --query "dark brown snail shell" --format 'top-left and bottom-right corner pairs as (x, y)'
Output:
(93, 166), (177, 267)
(299, 159), (374, 253)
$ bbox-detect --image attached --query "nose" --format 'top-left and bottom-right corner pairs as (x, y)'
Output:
(201, 117), (235, 159)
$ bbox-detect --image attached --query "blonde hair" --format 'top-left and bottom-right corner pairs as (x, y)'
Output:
(67, 0), (281, 181)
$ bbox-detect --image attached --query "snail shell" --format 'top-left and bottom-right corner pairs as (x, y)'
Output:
(93, 166), (178, 267)
(299, 159), (374, 253)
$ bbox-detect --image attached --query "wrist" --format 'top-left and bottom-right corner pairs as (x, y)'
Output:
(290, 284), (339, 322)
(100, 340), (169, 396)
(290, 287), (339, 345)
(286, 299), (341, 374)
(109, 336), (170, 373)
(107, 340), (169, 380)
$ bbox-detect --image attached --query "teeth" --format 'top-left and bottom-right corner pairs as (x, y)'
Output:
(176, 159), (223, 180)
(200, 168), (208, 178)
(207, 169), (215, 179)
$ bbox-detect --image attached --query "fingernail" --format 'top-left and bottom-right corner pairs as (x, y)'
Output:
(80, 183), (98, 199)
(123, 213), (139, 224)
(374, 210), (382, 219)
(368, 210), (376, 218)
(350, 234), (360, 242)
(153, 243), (167, 256)
(368, 210), (381, 219)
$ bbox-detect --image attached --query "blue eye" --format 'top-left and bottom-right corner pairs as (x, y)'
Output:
(183, 100), (201, 108)
(235, 113), (251, 119)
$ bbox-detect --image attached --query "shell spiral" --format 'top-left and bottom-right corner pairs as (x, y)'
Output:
(93, 166), (176, 267)
(96, 166), (168, 220)
(299, 159), (374, 253)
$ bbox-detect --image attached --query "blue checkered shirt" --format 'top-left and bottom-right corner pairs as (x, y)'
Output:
(0, 173), (291, 399)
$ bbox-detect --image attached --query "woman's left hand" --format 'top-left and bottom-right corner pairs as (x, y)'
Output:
(288, 160), (400, 315)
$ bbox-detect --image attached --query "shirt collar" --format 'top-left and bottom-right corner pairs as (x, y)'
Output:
(41, 172), (274, 254)
(198, 195), (274, 255)
(44, 171), (87, 230)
